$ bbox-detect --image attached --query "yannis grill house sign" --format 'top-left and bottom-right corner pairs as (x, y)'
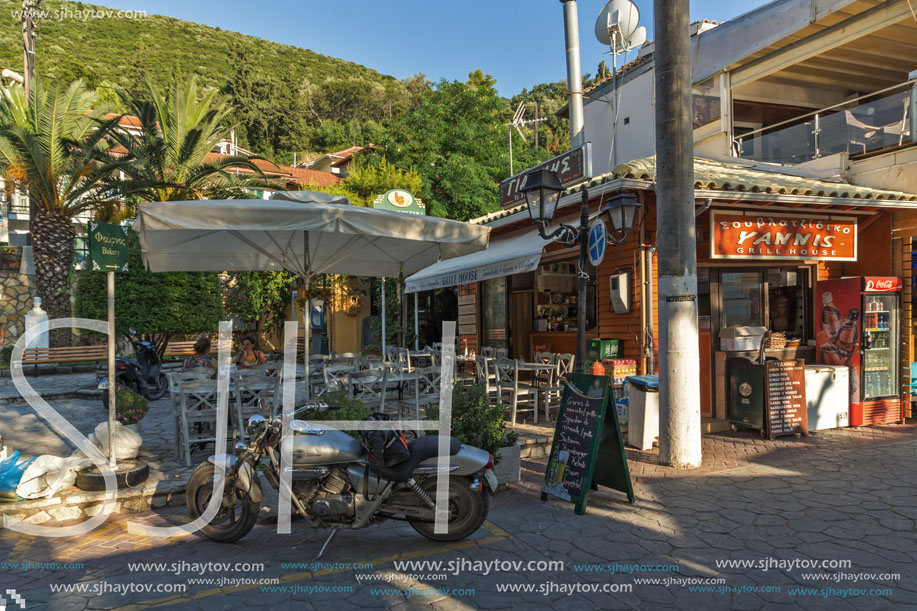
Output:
(711, 211), (857, 262)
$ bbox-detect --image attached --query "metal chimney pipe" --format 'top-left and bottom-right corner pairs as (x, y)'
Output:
(560, 0), (585, 148)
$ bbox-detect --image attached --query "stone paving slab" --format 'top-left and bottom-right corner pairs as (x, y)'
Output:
(1, 427), (916, 609)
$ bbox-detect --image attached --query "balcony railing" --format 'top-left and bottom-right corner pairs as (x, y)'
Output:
(735, 80), (917, 165)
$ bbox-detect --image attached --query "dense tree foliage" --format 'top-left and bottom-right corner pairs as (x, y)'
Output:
(0, 79), (121, 345)
(6, 0), (577, 226)
(74, 231), (224, 351)
(0, 1), (391, 94)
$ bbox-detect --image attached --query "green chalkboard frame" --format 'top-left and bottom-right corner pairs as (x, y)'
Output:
(541, 373), (636, 514)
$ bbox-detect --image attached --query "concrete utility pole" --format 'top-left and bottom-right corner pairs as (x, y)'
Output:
(560, 0), (585, 148)
(654, 0), (702, 469)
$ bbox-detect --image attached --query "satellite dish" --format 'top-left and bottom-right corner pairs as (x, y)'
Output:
(594, 0), (641, 47)
(626, 26), (647, 51)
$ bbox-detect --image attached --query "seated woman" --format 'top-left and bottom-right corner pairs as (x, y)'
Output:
(183, 337), (214, 369)
(235, 335), (267, 369)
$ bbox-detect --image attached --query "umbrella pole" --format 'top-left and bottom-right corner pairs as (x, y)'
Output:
(304, 301), (310, 401)
(381, 278), (386, 357)
(414, 292), (419, 351)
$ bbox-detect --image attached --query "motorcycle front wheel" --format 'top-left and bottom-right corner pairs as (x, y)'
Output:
(143, 373), (169, 400)
(186, 462), (260, 543)
(407, 475), (489, 542)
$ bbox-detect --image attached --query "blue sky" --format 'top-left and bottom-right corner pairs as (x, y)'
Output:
(98, 0), (767, 96)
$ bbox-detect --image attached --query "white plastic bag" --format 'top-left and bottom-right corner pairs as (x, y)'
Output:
(16, 456), (92, 499)
(87, 421), (142, 461)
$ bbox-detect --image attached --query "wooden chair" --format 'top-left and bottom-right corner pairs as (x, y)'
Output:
(495, 348), (509, 360)
(165, 370), (214, 461)
(493, 358), (538, 425)
(480, 346), (495, 358)
(545, 353), (575, 421)
(176, 378), (229, 467)
(322, 363), (353, 396)
(234, 374), (281, 439)
(350, 368), (388, 412)
(414, 365), (442, 409)
(474, 355), (498, 400)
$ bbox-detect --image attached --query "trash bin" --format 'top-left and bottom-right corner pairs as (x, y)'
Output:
(625, 375), (659, 450)
(727, 357), (765, 432)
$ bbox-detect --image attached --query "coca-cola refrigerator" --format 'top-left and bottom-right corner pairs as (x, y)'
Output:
(816, 277), (902, 426)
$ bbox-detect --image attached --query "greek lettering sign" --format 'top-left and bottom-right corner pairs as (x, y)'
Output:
(711, 211), (856, 261)
(500, 144), (592, 207)
(88, 222), (129, 272)
(541, 373), (635, 515)
(372, 189), (425, 215)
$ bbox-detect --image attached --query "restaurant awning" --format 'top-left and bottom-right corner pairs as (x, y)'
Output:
(404, 229), (554, 294)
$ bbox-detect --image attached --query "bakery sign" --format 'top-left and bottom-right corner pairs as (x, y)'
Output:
(711, 211), (857, 261)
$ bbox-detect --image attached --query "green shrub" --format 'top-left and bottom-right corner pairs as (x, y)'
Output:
(298, 392), (370, 440)
(426, 384), (518, 460)
(0, 346), (13, 368)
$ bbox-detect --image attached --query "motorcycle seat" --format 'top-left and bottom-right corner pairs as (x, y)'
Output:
(370, 435), (461, 483)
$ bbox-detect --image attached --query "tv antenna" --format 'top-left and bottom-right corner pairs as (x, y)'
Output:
(506, 100), (546, 174)
(595, 0), (646, 168)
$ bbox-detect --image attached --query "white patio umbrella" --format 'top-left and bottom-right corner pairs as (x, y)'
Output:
(134, 191), (491, 397)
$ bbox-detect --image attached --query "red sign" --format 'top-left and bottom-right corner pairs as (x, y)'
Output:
(864, 277), (901, 292)
(711, 211), (857, 261)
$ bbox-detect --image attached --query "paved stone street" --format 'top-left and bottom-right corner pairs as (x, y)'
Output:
(1, 411), (915, 610)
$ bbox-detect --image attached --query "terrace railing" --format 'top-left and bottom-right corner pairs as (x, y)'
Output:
(735, 79), (917, 165)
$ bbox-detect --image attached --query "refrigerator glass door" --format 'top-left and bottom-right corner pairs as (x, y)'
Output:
(862, 294), (898, 399)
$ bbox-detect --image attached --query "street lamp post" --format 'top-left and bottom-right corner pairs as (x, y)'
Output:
(521, 169), (640, 373)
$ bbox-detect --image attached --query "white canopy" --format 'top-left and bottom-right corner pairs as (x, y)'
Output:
(404, 229), (555, 293)
(134, 195), (490, 279)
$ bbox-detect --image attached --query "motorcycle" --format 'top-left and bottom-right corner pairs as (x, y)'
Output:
(186, 403), (498, 549)
(97, 328), (168, 404)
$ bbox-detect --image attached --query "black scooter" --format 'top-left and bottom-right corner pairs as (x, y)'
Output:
(97, 328), (168, 406)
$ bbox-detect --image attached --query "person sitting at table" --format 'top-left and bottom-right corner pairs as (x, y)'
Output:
(235, 335), (267, 369)
(183, 337), (214, 369)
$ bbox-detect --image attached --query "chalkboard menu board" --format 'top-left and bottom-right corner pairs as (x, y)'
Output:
(765, 359), (808, 440)
(541, 373), (635, 514)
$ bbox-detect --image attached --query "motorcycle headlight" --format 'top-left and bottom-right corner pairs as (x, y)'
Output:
(233, 442), (248, 456)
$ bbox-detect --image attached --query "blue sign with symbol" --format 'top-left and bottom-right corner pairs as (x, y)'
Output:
(588, 220), (607, 266)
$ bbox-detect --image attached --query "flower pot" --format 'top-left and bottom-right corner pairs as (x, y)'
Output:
(493, 444), (521, 484)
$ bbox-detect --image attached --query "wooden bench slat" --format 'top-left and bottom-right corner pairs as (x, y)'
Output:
(21, 345), (109, 365)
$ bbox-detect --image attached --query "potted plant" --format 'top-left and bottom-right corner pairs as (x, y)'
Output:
(426, 384), (520, 485)
(115, 388), (150, 434)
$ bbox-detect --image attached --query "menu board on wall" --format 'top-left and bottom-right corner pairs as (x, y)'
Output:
(458, 294), (476, 336)
(541, 374), (635, 514)
(765, 359), (809, 439)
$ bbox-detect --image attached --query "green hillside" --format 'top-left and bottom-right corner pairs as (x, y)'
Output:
(0, 0), (393, 90)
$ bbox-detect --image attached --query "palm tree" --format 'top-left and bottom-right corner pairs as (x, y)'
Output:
(0, 79), (121, 345)
(108, 75), (271, 202)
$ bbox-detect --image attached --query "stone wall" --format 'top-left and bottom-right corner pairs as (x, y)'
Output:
(0, 271), (37, 347)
